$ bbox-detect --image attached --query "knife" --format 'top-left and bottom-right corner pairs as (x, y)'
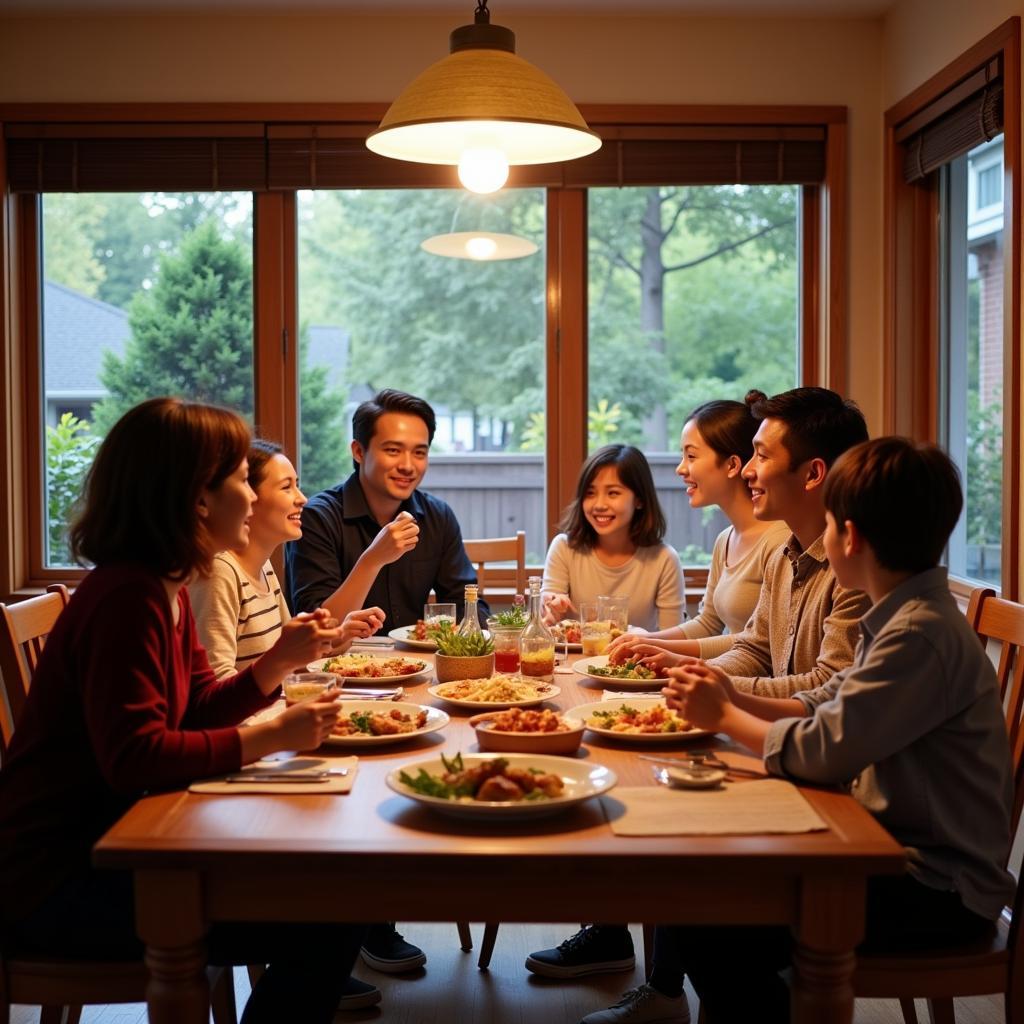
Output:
(222, 768), (348, 783)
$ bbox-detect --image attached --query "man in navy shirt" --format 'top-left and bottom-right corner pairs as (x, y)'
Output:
(286, 388), (487, 976)
(287, 388), (488, 632)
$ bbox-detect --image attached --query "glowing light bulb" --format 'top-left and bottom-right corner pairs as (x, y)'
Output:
(457, 147), (509, 194)
(465, 235), (499, 260)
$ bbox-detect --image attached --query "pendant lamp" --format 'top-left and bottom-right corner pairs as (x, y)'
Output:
(421, 194), (539, 261)
(367, 0), (601, 194)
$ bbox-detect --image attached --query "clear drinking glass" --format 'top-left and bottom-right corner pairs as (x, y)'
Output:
(597, 595), (630, 636)
(424, 603), (457, 629)
(580, 602), (612, 656)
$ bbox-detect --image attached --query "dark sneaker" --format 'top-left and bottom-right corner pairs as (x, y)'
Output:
(579, 984), (690, 1024)
(525, 925), (635, 978)
(360, 922), (427, 973)
(334, 977), (382, 1013)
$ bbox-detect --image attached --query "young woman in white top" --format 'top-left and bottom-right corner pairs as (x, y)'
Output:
(191, 440), (384, 679)
(542, 444), (683, 633)
(609, 398), (788, 663)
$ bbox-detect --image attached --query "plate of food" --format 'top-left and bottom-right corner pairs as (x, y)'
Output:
(564, 698), (714, 743)
(427, 675), (560, 709)
(308, 652), (431, 684)
(388, 622), (491, 651)
(321, 700), (449, 747)
(386, 751), (616, 820)
(468, 707), (585, 755)
(572, 654), (667, 689)
(388, 622), (438, 650)
(548, 619), (582, 651)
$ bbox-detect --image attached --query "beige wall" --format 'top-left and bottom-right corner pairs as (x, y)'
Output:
(1, 13), (885, 424)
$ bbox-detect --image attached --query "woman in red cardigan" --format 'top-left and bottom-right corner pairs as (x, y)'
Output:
(0, 397), (367, 1024)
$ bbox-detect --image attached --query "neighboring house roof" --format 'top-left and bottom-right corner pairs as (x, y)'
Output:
(42, 279), (129, 395)
(306, 324), (350, 392)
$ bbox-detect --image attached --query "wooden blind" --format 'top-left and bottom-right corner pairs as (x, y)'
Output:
(897, 58), (1004, 183)
(5, 124), (266, 192)
(5, 120), (829, 192)
(266, 123), (827, 190)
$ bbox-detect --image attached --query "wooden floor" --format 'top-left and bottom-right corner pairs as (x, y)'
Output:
(10, 922), (1004, 1024)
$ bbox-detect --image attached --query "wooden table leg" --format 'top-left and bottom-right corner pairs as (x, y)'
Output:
(134, 869), (210, 1024)
(790, 876), (865, 1024)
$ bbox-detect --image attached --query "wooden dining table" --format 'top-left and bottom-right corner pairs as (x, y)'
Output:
(93, 645), (905, 1024)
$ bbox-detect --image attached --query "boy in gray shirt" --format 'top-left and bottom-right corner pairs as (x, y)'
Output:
(579, 437), (1014, 1024)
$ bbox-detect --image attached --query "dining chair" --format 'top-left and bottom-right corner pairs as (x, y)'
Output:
(0, 584), (70, 762)
(853, 586), (1024, 1024)
(0, 584), (238, 1024)
(463, 531), (527, 605)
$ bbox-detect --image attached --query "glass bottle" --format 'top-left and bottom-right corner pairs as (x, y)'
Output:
(519, 576), (555, 683)
(456, 584), (483, 638)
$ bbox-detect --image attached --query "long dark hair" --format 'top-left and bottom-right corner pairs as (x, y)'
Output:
(559, 445), (666, 550)
(70, 397), (250, 580)
(685, 399), (760, 465)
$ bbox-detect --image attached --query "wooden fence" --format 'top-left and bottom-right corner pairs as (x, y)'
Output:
(421, 453), (727, 565)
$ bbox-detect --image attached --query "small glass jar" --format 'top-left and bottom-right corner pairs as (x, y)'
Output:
(487, 619), (524, 675)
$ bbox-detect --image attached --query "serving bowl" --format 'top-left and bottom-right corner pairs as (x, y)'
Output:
(468, 710), (585, 755)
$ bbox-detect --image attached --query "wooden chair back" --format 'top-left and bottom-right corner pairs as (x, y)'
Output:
(463, 532), (527, 604)
(0, 584), (70, 759)
(854, 585), (1024, 1024)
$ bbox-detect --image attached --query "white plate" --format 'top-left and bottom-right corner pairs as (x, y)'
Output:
(307, 653), (431, 684)
(564, 698), (715, 743)
(322, 700), (449, 747)
(388, 626), (438, 651)
(427, 682), (560, 710)
(572, 654), (666, 690)
(386, 752), (617, 820)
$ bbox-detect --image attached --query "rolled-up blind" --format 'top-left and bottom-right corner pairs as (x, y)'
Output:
(4, 118), (831, 192)
(898, 58), (1004, 183)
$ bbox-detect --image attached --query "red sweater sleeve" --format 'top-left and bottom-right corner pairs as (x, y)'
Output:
(79, 580), (268, 793)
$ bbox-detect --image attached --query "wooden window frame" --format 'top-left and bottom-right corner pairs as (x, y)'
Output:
(883, 18), (1021, 600)
(0, 103), (846, 600)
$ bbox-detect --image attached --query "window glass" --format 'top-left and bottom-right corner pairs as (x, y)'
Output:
(296, 188), (546, 561)
(941, 137), (1004, 586)
(40, 193), (254, 567)
(587, 185), (800, 562)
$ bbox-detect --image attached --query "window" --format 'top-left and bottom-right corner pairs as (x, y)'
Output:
(940, 139), (1005, 586)
(296, 187), (547, 562)
(587, 185), (800, 562)
(884, 19), (1019, 596)
(40, 192), (254, 567)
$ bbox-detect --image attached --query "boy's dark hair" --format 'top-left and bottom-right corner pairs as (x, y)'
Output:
(248, 439), (283, 489)
(70, 397), (250, 580)
(824, 437), (963, 572)
(351, 389), (437, 472)
(559, 445), (667, 550)
(686, 399), (760, 465)
(746, 386), (868, 469)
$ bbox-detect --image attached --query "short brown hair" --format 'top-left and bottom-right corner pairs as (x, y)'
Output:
(559, 445), (667, 550)
(823, 437), (963, 572)
(746, 386), (868, 469)
(70, 397), (251, 580)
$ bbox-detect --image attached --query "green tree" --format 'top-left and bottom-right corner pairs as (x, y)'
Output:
(92, 221), (254, 433)
(46, 413), (100, 567)
(297, 326), (347, 496)
(966, 388), (1003, 575)
(41, 194), (107, 297)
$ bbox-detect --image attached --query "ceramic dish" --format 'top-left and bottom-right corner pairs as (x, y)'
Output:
(321, 700), (449, 747)
(427, 681), (560, 710)
(308, 653), (431, 684)
(571, 655), (667, 690)
(386, 752), (616, 820)
(468, 710), (585, 755)
(564, 698), (715, 743)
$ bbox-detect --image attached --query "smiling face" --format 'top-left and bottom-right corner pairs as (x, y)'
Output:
(199, 459), (256, 552)
(675, 418), (741, 509)
(352, 411), (431, 510)
(742, 418), (811, 523)
(249, 453), (306, 549)
(582, 465), (639, 544)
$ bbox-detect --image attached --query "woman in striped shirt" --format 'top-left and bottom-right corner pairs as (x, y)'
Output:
(192, 440), (383, 678)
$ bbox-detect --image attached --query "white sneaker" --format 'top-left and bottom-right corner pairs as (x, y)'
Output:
(579, 984), (691, 1024)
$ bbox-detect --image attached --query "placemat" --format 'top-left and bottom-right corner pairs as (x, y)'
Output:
(605, 779), (827, 836)
(190, 756), (358, 794)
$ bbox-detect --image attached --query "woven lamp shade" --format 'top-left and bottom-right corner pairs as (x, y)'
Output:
(367, 48), (601, 166)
